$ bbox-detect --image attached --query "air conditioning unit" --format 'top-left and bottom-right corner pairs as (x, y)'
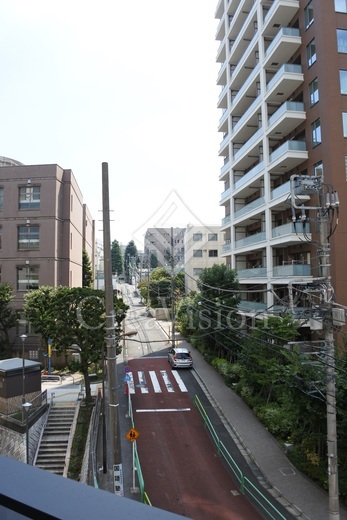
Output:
(332, 308), (346, 326)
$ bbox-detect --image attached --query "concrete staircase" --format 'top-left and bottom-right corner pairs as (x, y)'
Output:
(35, 403), (78, 476)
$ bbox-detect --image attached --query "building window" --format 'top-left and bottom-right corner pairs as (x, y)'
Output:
(314, 161), (323, 177)
(193, 250), (203, 257)
(193, 268), (203, 277)
(343, 113), (347, 137)
(337, 29), (347, 53)
(307, 39), (316, 67)
(209, 250), (218, 257)
(17, 266), (39, 291)
(335, 0), (347, 13)
(340, 70), (347, 94)
(208, 233), (218, 241)
(193, 233), (202, 241)
(19, 186), (40, 209)
(0, 187), (3, 210)
(304, 1), (314, 29)
(18, 226), (40, 249)
(311, 119), (321, 146)
(309, 78), (319, 105)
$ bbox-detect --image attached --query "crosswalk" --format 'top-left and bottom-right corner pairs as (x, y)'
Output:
(126, 370), (188, 394)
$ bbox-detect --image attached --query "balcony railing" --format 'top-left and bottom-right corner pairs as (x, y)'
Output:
(268, 101), (305, 128)
(220, 187), (231, 202)
(222, 214), (231, 227)
(267, 64), (302, 93)
(234, 162), (264, 190)
(222, 241), (232, 253)
(265, 28), (300, 60)
(235, 232), (266, 248)
(234, 196), (265, 219)
(271, 181), (290, 199)
(273, 264), (312, 277)
(233, 128), (263, 162)
(237, 267), (267, 278)
(269, 139), (307, 164)
(272, 221), (310, 239)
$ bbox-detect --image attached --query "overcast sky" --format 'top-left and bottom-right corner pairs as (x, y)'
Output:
(0, 0), (223, 249)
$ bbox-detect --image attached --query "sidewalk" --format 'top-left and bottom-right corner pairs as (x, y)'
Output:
(157, 320), (347, 520)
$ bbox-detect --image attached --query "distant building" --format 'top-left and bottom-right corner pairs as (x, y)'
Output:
(0, 159), (95, 355)
(144, 228), (186, 269)
(184, 225), (225, 293)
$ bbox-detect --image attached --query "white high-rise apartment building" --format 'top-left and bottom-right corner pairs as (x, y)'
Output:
(215, 1), (347, 320)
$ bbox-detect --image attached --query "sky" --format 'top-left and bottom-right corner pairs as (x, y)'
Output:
(0, 0), (223, 250)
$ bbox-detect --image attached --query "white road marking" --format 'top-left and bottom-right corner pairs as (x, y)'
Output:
(149, 371), (161, 393)
(128, 372), (135, 394)
(171, 371), (188, 392)
(138, 371), (148, 393)
(136, 408), (191, 413)
(160, 370), (175, 392)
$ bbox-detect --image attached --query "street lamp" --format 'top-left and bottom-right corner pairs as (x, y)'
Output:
(20, 334), (27, 408)
(22, 401), (32, 464)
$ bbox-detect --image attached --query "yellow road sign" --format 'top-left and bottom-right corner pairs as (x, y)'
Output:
(126, 428), (140, 443)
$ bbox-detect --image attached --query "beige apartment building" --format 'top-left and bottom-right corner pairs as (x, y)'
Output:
(184, 225), (225, 293)
(215, 0), (347, 332)
(0, 158), (94, 354)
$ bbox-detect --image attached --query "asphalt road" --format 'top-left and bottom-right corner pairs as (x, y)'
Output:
(125, 355), (264, 519)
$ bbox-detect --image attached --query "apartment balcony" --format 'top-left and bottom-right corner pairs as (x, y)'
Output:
(267, 101), (305, 139)
(221, 214), (231, 228)
(271, 221), (311, 245)
(217, 60), (227, 86)
(215, 12), (226, 41)
(216, 36), (227, 63)
(268, 139), (308, 173)
(219, 159), (230, 180)
(229, 3), (258, 62)
(217, 84), (228, 109)
(228, 0), (255, 40)
(230, 63), (261, 115)
(265, 64), (304, 103)
(263, 0), (300, 38)
(234, 196), (265, 220)
(219, 133), (229, 156)
(234, 162), (265, 191)
(231, 97), (262, 143)
(222, 240), (232, 254)
(270, 180), (310, 209)
(220, 187), (231, 204)
(237, 267), (267, 279)
(235, 231), (266, 249)
(273, 263), (312, 277)
(238, 300), (268, 313)
(218, 109), (229, 133)
(264, 28), (301, 70)
(215, 0), (224, 20)
(230, 44), (260, 92)
(232, 128), (263, 170)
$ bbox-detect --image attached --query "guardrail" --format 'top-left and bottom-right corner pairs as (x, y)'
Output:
(194, 394), (287, 520)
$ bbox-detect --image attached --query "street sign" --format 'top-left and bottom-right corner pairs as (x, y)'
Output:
(124, 374), (131, 381)
(125, 428), (140, 443)
(124, 365), (131, 374)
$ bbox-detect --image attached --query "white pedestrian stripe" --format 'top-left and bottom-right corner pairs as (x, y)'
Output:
(127, 370), (188, 395)
(149, 371), (161, 393)
(138, 371), (149, 393)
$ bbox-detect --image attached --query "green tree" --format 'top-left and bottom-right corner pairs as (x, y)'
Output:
(0, 283), (20, 358)
(24, 286), (128, 402)
(124, 240), (138, 284)
(150, 252), (158, 269)
(111, 239), (123, 276)
(82, 250), (93, 288)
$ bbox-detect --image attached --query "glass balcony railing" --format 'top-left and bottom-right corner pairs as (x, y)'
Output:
(234, 128), (263, 162)
(222, 241), (232, 253)
(237, 267), (267, 278)
(272, 221), (310, 238)
(222, 214), (231, 226)
(265, 28), (300, 60)
(220, 160), (230, 177)
(269, 139), (307, 164)
(234, 196), (265, 219)
(267, 64), (302, 93)
(234, 162), (264, 190)
(268, 101), (305, 128)
(235, 232), (266, 248)
(271, 181), (290, 199)
(220, 187), (231, 201)
(273, 264), (312, 277)
(232, 96), (261, 136)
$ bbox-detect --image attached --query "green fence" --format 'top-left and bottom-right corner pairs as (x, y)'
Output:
(194, 394), (287, 520)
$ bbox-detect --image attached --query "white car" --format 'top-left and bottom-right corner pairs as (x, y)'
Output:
(168, 347), (193, 369)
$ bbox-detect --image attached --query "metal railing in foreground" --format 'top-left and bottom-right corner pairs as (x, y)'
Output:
(194, 394), (287, 520)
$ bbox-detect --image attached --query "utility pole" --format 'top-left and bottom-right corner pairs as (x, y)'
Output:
(291, 174), (340, 520)
(170, 227), (175, 348)
(102, 162), (119, 493)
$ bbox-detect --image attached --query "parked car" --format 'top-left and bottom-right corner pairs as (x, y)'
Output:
(168, 347), (193, 369)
